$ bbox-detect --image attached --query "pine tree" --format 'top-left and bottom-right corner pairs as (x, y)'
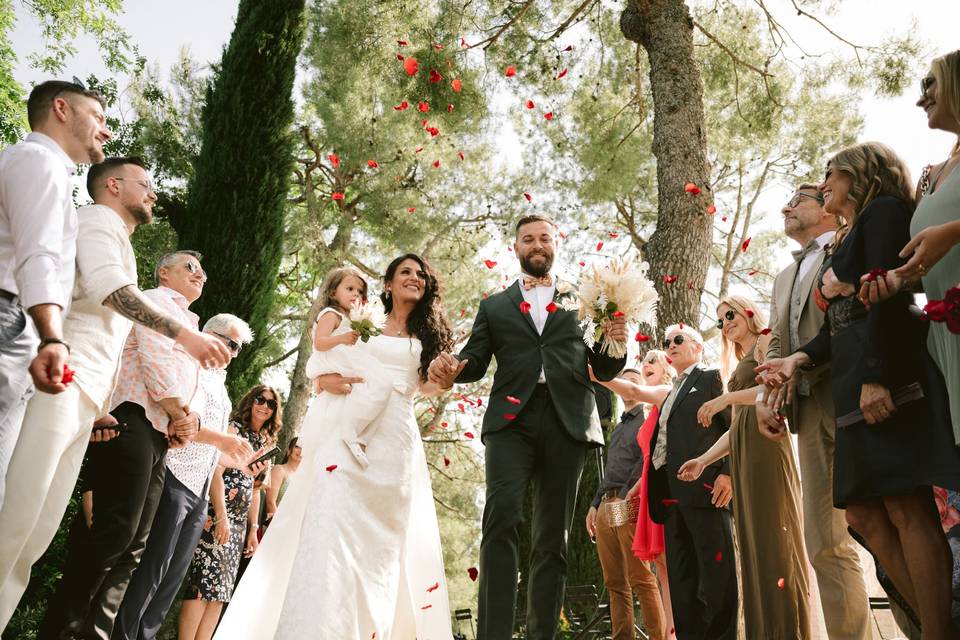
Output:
(171, 0), (305, 396)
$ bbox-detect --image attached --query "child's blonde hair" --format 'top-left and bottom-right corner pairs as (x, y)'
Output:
(319, 266), (369, 313)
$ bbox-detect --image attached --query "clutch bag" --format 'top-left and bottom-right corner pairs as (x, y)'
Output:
(604, 496), (640, 527)
(836, 382), (925, 429)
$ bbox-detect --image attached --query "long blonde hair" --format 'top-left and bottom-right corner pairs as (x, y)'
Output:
(930, 50), (960, 137)
(826, 142), (915, 244)
(640, 349), (675, 386)
(717, 295), (768, 385)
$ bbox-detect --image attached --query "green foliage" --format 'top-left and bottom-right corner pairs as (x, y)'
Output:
(173, 0), (306, 398)
(0, 0), (134, 144)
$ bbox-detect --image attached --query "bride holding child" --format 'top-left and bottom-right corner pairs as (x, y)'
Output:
(215, 254), (456, 639)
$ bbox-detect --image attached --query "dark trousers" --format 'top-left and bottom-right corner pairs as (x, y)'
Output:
(477, 385), (588, 640)
(39, 402), (168, 640)
(664, 505), (738, 640)
(112, 473), (208, 640)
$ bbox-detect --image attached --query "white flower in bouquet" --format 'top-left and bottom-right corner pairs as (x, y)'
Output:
(349, 298), (386, 342)
(569, 257), (658, 358)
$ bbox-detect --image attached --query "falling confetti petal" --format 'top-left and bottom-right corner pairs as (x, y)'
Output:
(777, 578), (785, 589)
(443, 455), (451, 467)
(331, 192), (344, 202)
(505, 65), (517, 77)
(421, 604), (433, 610)
(367, 159), (379, 168)
(397, 40), (408, 46)
(545, 301), (558, 313)
(503, 413), (517, 421)
(707, 204), (717, 214)
(662, 275), (678, 284)
(451, 78), (462, 93)
(596, 241), (604, 251)
(427, 582), (439, 592)
(325, 464), (338, 472)
(432, 159), (440, 168)
(519, 301), (532, 314)
(483, 259), (497, 269)
(745, 309), (754, 318)
(525, 99), (535, 109)
(458, 151), (465, 161)
(635, 333), (651, 342)
(684, 182), (702, 195)
(467, 567), (479, 581)
(428, 68), (443, 83)
(556, 68), (568, 79)
(661, 498), (679, 506)
(506, 396), (521, 405)
(544, 111), (554, 120)
(741, 237), (752, 252)
(464, 432), (475, 440)
(562, 45), (574, 52)
(418, 101), (430, 112)
(394, 101), (409, 111)
(703, 482), (713, 490)
(447, 104), (454, 113)
(328, 152), (339, 167)
(715, 551), (723, 562)
(760, 327), (772, 335)
(523, 192), (532, 202)
(403, 57), (419, 76)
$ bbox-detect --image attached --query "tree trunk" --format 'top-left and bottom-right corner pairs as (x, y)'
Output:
(621, 0), (714, 332)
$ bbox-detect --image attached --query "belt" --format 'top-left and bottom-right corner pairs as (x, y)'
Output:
(0, 290), (16, 302)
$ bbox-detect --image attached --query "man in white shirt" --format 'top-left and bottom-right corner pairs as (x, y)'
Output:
(762, 184), (872, 639)
(114, 313), (264, 640)
(0, 157), (229, 635)
(0, 79), (110, 508)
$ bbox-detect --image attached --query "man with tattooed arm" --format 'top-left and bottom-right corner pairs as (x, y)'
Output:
(0, 156), (230, 636)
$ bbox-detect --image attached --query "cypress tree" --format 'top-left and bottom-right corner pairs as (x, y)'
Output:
(172, 0), (305, 397)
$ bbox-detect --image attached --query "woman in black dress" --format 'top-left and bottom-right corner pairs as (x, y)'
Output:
(178, 385), (283, 640)
(759, 142), (960, 638)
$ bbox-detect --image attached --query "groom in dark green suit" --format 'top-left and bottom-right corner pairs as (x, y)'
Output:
(429, 215), (627, 639)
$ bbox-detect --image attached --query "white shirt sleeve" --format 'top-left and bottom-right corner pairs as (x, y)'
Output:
(0, 146), (72, 309)
(75, 208), (137, 306)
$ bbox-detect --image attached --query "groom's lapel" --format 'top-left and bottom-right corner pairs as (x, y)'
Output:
(505, 281), (539, 336)
(541, 284), (563, 336)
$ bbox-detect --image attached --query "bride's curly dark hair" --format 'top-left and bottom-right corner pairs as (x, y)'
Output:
(380, 253), (454, 381)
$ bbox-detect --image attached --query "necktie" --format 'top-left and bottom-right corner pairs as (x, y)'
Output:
(791, 238), (820, 264)
(651, 373), (687, 470)
(522, 274), (554, 290)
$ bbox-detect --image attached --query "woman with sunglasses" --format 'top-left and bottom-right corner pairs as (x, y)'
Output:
(761, 142), (960, 637)
(179, 385), (282, 640)
(676, 296), (810, 638)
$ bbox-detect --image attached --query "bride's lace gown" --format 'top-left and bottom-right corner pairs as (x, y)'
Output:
(214, 335), (452, 639)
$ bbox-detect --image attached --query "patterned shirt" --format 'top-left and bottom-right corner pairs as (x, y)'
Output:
(165, 367), (231, 496)
(111, 286), (200, 433)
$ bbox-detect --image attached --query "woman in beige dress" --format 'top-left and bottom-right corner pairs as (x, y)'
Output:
(679, 295), (810, 639)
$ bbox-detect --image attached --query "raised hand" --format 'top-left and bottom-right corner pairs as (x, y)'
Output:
(178, 327), (231, 369)
(678, 458), (705, 481)
(602, 317), (628, 344)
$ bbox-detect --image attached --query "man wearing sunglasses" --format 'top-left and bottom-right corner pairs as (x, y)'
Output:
(646, 324), (737, 640)
(114, 313), (264, 640)
(763, 184), (871, 639)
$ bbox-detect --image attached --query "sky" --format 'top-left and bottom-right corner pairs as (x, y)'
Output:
(10, 0), (959, 332)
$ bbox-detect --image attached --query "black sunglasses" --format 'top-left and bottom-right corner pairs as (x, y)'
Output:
(921, 75), (935, 98)
(254, 395), (277, 410)
(787, 192), (824, 208)
(662, 335), (685, 350)
(716, 309), (737, 329)
(213, 331), (241, 354)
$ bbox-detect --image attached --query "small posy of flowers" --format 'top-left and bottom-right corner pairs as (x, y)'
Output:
(349, 298), (386, 342)
(923, 285), (960, 334)
(561, 257), (659, 358)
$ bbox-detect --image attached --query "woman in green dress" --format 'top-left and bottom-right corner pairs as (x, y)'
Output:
(678, 295), (810, 639)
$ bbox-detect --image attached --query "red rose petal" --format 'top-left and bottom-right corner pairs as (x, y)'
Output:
(703, 482), (713, 490)
(706, 204), (717, 214)
(609, 232), (619, 239)
(611, 310), (625, 318)
(458, 151), (465, 161)
(403, 57), (419, 76)
(684, 182), (702, 195)
(562, 45), (573, 52)
(418, 101), (430, 112)
(397, 54), (405, 61)
(325, 464), (338, 472)
(433, 43), (443, 50)
(525, 99), (535, 109)
(760, 327), (772, 335)
(523, 192), (532, 202)
(397, 40), (408, 46)
(328, 152), (339, 167)
(635, 333), (651, 342)
(721, 216), (728, 221)
(447, 103), (454, 113)
(715, 551), (723, 562)
(394, 101), (409, 111)
(503, 413), (517, 421)
(421, 604), (433, 610)
(748, 270), (758, 276)
(506, 396), (521, 405)
(331, 192), (344, 201)
(483, 259), (497, 269)
(665, 356), (672, 364)
(467, 566), (479, 581)
(519, 301), (532, 314)
(443, 455), (451, 467)
(661, 498), (679, 506)
(745, 309), (754, 318)
(367, 159), (378, 168)
(545, 301), (558, 313)
(741, 237), (751, 252)
(505, 65), (517, 77)
(544, 111), (554, 120)
(556, 68), (568, 79)
(451, 78), (462, 93)
(578, 260), (586, 267)
(596, 241), (604, 251)
(432, 159), (440, 169)
(464, 432), (474, 440)
(457, 402), (465, 412)
(662, 275), (678, 284)
(427, 582), (439, 592)
(407, 207), (416, 213)
(428, 68), (443, 83)
(61, 364), (75, 384)
(777, 577), (785, 589)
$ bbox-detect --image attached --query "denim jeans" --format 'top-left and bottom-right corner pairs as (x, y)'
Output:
(0, 295), (37, 508)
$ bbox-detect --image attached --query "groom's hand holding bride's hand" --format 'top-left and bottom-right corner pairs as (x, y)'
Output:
(428, 353), (467, 389)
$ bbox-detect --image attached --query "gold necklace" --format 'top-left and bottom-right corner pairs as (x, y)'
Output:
(386, 314), (406, 336)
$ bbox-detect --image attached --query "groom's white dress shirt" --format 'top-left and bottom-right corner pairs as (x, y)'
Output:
(517, 273), (556, 384)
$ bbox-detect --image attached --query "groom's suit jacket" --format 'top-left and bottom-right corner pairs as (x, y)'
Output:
(646, 366), (731, 524)
(767, 248), (834, 432)
(455, 280), (626, 446)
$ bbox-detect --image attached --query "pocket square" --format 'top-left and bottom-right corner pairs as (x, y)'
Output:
(689, 387), (697, 393)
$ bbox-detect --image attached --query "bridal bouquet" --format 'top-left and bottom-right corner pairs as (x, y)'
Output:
(349, 298), (386, 342)
(562, 257), (659, 358)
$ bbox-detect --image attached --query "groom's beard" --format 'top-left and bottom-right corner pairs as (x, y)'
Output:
(519, 251), (553, 278)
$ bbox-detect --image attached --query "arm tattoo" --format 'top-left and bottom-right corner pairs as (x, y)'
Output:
(104, 285), (183, 339)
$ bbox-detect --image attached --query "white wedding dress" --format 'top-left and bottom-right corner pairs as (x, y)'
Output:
(214, 335), (453, 639)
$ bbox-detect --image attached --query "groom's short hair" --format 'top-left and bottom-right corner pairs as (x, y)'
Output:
(515, 214), (557, 236)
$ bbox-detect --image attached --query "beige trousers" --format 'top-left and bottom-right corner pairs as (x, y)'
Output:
(596, 499), (666, 640)
(796, 394), (872, 640)
(0, 384), (97, 629)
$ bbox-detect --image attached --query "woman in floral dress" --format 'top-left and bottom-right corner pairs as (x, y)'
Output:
(178, 385), (283, 640)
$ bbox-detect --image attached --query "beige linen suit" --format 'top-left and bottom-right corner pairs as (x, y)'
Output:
(768, 248), (871, 640)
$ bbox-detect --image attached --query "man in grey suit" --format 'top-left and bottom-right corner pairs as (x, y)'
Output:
(761, 183), (872, 639)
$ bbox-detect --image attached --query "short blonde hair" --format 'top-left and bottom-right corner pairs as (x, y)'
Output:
(930, 50), (960, 132)
(639, 348), (675, 386)
(716, 295), (768, 383)
(664, 323), (704, 347)
(827, 142), (914, 243)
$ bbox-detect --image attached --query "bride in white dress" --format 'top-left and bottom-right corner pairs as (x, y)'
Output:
(215, 255), (459, 639)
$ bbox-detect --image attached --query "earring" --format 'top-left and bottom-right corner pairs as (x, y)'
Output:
(385, 290), (391, 299)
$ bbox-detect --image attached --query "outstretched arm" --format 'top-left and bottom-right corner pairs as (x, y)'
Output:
(592, 372), (670, 406)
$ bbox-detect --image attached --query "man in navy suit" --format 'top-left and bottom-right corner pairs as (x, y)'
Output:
(646, 324), (737, 640)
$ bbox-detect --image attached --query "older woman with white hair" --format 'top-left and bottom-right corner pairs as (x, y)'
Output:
(113, 313), (263, 640)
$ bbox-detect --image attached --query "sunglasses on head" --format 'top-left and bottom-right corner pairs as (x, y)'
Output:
(716, 309), (737, 329)
(787, 192), (824, 208)
(921, 75), (935, 98)
(662, 335), (685, 350)
(254, 395), (277, 410)
(212, 331), (242, 354)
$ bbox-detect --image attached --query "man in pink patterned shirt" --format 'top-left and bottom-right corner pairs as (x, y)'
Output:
(40, 250), (215, 640)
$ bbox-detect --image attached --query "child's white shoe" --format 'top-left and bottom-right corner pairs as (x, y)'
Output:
(343, 438), (369, 469)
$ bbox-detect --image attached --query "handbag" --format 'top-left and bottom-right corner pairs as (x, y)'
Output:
(836, 382), (925, 429)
